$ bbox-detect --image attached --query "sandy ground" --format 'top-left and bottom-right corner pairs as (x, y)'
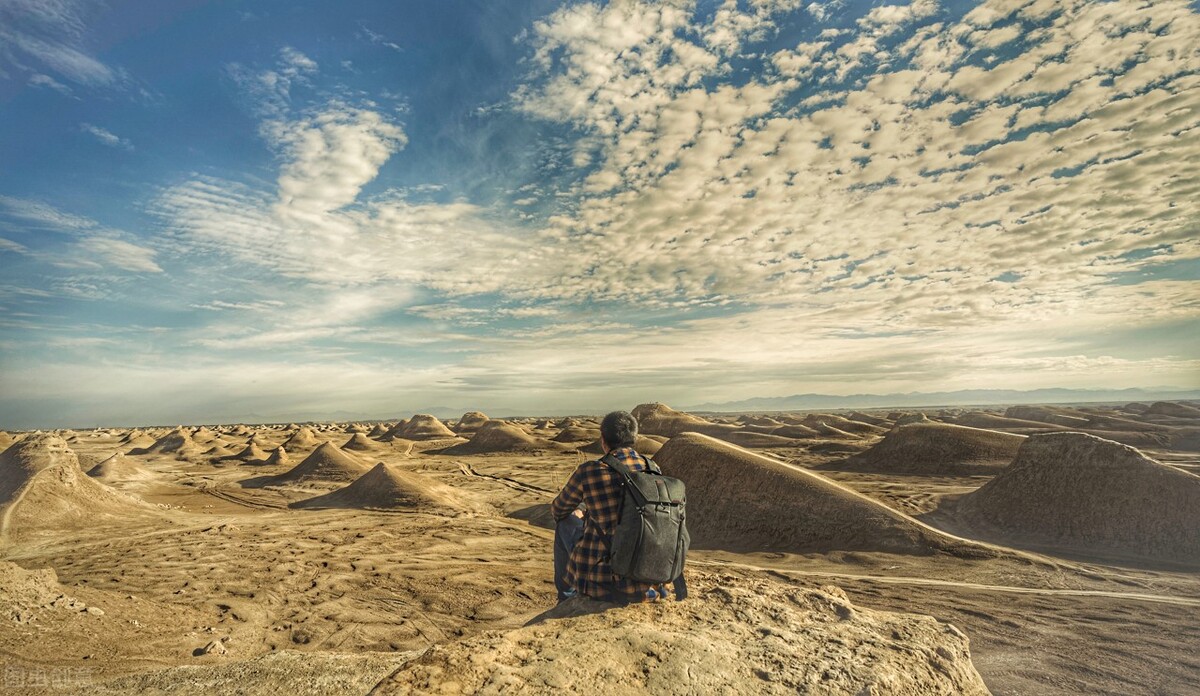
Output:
(2, 406), (1199, 695)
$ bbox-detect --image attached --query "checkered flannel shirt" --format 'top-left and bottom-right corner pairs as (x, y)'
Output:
(551, 446), (670, 602)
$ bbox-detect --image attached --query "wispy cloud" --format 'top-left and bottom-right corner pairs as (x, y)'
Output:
(227, 46), (319, 117)
(0, 0), (122, 87)
(28, 72), (74, 96)
(80, 122), (132, 149)
(0, 196), (161, 273)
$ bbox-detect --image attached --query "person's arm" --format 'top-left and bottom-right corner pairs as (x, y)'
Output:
(551, 463), (588, 520)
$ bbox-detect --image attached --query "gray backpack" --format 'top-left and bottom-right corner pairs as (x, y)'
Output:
(601, 453), (689, 584)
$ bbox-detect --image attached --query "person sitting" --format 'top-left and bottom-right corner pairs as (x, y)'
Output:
(551, 410), (681, 603)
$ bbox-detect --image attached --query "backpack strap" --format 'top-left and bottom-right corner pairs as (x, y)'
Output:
(599, 452), (657, 508)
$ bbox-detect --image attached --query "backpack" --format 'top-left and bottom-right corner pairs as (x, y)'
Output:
(600, 452), (689, 584)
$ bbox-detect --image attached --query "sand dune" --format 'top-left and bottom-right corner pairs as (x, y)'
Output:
(454, 411), (490, 434)
(121, 431), (158, 450)
(368, 423), (390, 438)
(292, 462), (470, 514)
(374, 576), (988, 695)
(204, 444), (235, 458)
(771, 423), (820, 438)
(389, 415), (457, 440)
(705, 428), (803, 448)
(264, 446), (290, 466)
(281, 426), (322, 450)
(255, 442), (372, 485)
(1004, 405), (1090, 427)
(0, 435), (154, 540)
(951, 411), (1064, 431)
(652, 433), (985, 557)
(342, 432), (383, 452)
(827, 423), (1025, 476)
(229, 442), (268, 462)
(631, 402), (714, 437)
(442, 421), (562, 455)
(132, 427), (202, 457)
(191, 426), (218, 443)
(1147, 401), (1200, 418)
(802, 413), (887, 436)
(86, 453), (150, 483)
(894, 412), (932, 426)
(951, 432), (1200, 566)
(579, 435), (665, 456)
(551, 425), (600, 443)
(847, 411), (891, 426)
(6, 404), (1200, 696)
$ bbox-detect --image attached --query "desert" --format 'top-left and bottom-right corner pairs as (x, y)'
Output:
(2, 400), (1200, 694)
(3, 0), (1199, 693)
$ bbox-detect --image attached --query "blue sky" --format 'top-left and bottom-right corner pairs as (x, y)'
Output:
(0, 0), (1197, 428)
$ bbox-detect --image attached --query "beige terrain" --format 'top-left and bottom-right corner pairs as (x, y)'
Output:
(1, 401), (1199, 694)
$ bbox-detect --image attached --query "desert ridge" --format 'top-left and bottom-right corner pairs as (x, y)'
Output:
(0, 400), (1199, 694)
(0, 434), (159, 542)
(943, 432), (1200, 566)
(653, 432), (990, 557)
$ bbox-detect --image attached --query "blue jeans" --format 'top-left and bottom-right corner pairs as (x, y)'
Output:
(554, 513), (584, 602)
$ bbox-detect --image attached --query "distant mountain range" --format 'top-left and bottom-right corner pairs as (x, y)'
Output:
(683, 387), (1200, 414)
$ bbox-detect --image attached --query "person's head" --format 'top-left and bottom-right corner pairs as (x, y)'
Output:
(600, 410), (638, 452)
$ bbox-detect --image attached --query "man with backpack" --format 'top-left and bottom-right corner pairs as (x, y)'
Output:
(551, 410), (688, 603)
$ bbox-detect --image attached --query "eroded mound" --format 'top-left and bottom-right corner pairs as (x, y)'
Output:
(1147, 401), (1200, 418)
(281, 426), (322, 450)
(631, 402), (715, 437)
(342, 432), (383, 452)
(442, 421), (558, 455)
(1003, 405), (1090, 427)
(86, 453), (150, 482)
(0, 435), (153, 539)
(265, 446), (290, 466)
(133, 428), (202, 457)
(828, 423), (1025, 475)
(292, 462), (472, 514)
(653, 433), (981, 556)
(697, 426), (802, 448)
(228, 442), (268, 461)
(579, 435), (664, 456)
(551, 425), (600, 443)
(802, 413), (887, 435)
(454, 411), (490, 434)
(374, 576), (988, 695)
(390, 415), (457, 440)
(259, 442), (372, 485)
(952, 432), (1200, 566)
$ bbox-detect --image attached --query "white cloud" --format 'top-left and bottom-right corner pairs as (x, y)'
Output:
(80, 122), (132, 149)
(267, 105), (405, 215)
(0, 0), (121, 87)
(503, 0), (1199, 333)
(0, 194), (97, 231)
(75, 236), (164, 274)
(0, 196), (161, 274)
(28, 72), (74, 95)
(0, 237), (28, 253)
(227, 46), (319, 116)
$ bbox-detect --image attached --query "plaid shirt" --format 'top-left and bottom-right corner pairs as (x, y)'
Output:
(551, 447), (669, 602)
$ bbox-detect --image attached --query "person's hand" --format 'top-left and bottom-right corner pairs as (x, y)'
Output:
(572, 509), (584, 519)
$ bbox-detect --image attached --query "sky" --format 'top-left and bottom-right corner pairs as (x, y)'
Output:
(0, 0), (1197, 428)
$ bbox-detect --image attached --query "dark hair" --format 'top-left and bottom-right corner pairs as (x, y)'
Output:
(600, 410), (638, 449)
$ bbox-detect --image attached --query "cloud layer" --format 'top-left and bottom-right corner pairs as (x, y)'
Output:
(1, 0), (1197, 426)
